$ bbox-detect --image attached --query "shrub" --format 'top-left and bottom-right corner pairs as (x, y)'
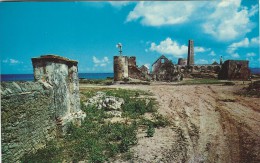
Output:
(146, 124), (155, 137)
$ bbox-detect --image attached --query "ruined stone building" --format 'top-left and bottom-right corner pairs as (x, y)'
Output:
(178, 58), (187, 65)
(151, 55), (174, 80)
(140, 65), (149, 75)
(1, 55), (86, 162)
(151, 55), (170, 74)
(218, 60), (251, 80)
(114, 55), (150, 81)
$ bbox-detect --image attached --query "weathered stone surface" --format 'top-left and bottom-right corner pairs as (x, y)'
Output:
(1, 81), (56, 163)
(32, 55), (86, 129)
(1, 55), (86, 162)
(84, 91), (124, 117)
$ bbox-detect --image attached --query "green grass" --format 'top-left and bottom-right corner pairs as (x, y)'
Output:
(79, 79), (113, 85)
(21, 88), (168, 163)
(179, 79), (234, 85)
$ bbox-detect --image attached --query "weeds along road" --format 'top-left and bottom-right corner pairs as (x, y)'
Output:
(80, 83), (260, 162)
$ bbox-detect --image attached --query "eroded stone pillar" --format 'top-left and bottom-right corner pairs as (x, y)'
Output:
(31, 55), (85, 131)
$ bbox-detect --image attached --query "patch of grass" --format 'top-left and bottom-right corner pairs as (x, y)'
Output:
(146, 124), (155, 137)
(22, 88), (168, 162)
(79, 79), (113, 85)
(180, 79), (224, 85)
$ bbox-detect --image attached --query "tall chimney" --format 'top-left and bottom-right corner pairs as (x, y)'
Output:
(187, 40), (194, 66)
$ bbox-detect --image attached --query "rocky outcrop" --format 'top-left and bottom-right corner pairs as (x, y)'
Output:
(84, 91), (124, 117)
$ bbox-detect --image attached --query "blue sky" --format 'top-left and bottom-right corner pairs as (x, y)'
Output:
(0, 1), (259, 74)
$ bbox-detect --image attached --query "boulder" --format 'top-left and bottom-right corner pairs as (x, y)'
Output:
(84, 91), (124, 117)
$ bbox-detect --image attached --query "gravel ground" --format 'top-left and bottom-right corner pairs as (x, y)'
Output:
(80, 82), (260, 162)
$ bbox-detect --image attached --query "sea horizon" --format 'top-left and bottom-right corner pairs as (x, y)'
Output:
(0, 73), (114, 82)
(1, 67), (260, 82)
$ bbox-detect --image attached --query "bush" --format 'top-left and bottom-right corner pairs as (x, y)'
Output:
(146, 124), (155, 137)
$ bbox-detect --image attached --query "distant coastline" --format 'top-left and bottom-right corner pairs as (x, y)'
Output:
(0, 73), (114, 82)
(1, 68), (260, 82)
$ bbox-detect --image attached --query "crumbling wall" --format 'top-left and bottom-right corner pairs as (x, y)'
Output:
(1, 55), (85, 162)
(32, 55), (85, 126)
(1, 81), (56, 162)
(218, 60), (250, 80)
(178, 58), (187, 65)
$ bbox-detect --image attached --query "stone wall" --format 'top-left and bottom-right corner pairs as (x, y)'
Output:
(1, 55), (85, 162)
(31, 55), (85, 127)
(218, 60), (250, 80)
(1, 81), (56, 162)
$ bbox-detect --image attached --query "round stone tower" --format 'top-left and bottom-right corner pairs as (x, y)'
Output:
(114, 56), (129, 81)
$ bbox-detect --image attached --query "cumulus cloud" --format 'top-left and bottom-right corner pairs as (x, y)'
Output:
(149, 37), (210, 57)
(2, 58), (22, 64)
(149, 37), (188, 57)
(194, 47), (210, 53)
(246, 52), (256, 57)
(196, 59), (209, 64)
(227, 36), (259, 54)
(209, 51), (216, 56)
(126, 2), (202, 26)
(108, 1), (133, 8)
(92, 56), (109, 67)
(231, 53), (240, 58)
(250, 36), (260, 46)
(126, 1), (258, 41)
(202, 0), (256, 41)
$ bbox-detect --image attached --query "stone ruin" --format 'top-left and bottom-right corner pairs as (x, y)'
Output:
(114, 56), (151, 81)
(1, 54), (86, 162)
(218, 60), (251, 80)
(31, 55), (86, 128)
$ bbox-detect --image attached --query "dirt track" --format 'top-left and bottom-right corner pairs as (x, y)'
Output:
(80, 83), (260, 162)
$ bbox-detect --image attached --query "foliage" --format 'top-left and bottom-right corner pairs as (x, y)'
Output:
(146, 124), (155, 137)
(21, 88), (169, 162)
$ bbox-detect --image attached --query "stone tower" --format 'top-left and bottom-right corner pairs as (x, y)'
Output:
(187, 40), (194, 66)
(114, 56), (129, 81)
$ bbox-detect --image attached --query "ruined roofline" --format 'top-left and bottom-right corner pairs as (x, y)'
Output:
(151, 55), (168, 66)
(31, 54), (78, 66)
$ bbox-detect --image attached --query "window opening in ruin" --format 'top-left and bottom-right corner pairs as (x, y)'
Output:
(161, 59), (165, 63)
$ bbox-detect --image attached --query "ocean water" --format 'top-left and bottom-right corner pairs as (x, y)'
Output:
(0, 73), (114, 82)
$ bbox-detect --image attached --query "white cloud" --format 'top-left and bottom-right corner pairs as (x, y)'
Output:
(227, 36), (259, 54)
(246, 52), (256, 57)
(149, 37), (188, 57)
(250, 36), (260, 46)
(227, 38), (249, 54)
(231, 53), (240, 58)
(92, 56), (109, 67)
(149, 37), (210, 57)
(126, 2), (203, 26)
(2, 58), (22, 64)
(202, 0), (257, 41)
(144, 63), (150, 69)
(126, 1), (258, 41)
(194, 47), (210, 53)
(209, 51), (216, 56)
(196, 59), (208, 64)
(109, 1), (133, 8)
(249, 4), (259, 16)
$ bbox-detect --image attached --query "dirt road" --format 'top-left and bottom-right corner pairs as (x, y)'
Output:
(80, 83), (260, 162)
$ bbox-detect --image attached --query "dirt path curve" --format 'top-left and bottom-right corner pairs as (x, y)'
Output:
(80, 83), (260, 162)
